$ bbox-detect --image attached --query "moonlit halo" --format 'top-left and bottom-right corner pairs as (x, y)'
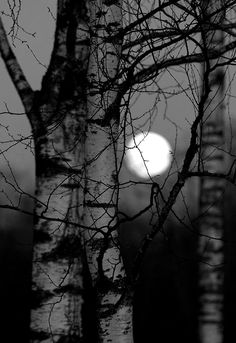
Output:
(125, 132), (172, 179)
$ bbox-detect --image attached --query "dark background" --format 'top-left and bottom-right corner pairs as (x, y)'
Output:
(1, 163), (236, 343)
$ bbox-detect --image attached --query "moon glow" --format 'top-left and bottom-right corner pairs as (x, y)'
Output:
(125, 132), (172, 179)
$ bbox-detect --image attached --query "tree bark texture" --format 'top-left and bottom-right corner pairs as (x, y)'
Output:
(83, 0), (133, 342)
(198, 2), (226, 342)
(29, 1), (90, 341)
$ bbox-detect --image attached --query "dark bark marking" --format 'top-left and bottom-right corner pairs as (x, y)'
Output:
(61, 182), (81, 189)
(31, 283), (83, 310)
(57, 335), (83, 343)
(54, 283), (83, 296)
(30, 329), (50, 341)
(31, 288), (53, 309)
(199, 319), (223, 324)
(87, 118), (114, 127)
(103, 0), (119, 5)
(36, 156), (81, 177)
(204, 154), (224, 161)
(85, 200), (115, 209)
(42, 235), (82, 261)
(33, 229), (52, 245)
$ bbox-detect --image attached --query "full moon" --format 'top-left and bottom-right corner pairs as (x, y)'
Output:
(125, 132), (172, 179)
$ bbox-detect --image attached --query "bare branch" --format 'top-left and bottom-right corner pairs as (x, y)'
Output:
(123, 22), (236, 50)
(133, 61), (213, 279)
(127, 38), (236, 86)
(0, 203), (100, 232)
(119, 0), (181, 38)
(0, 16), (34, 113)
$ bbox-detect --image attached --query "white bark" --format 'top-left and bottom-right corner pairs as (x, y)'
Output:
(198, 2), (225, 342)
(83, 0), (133, 342)
(30, 109), (86, 342)
(30, 2), (89, 340)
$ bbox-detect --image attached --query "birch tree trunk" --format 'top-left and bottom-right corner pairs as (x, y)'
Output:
(31, 120), (85, 342)
(28, 1), (90, 341)
(198, 2), (225, 342)
(83, 0), (133, 341)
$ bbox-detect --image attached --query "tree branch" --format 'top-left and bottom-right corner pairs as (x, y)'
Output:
(118, 0), (181, 38)
(0, 203), (103, 232)
(132, 61), (213, 280)
(0, 16), (34, 113)
(128, 38), (236, 86)
(122, 22), (236, 50)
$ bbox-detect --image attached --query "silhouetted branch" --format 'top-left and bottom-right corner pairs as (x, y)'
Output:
(130, 39), (236, 85)
(133, 56), (213, 280)
(119, 0), (181, 38)
(0, 16), (34, 113)
(0, 203), (104, 233)
(123, 22), (236, 50)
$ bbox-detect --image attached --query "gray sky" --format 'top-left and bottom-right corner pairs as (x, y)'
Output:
(0, 0), (56, 189)
(0, 0), (236, 213)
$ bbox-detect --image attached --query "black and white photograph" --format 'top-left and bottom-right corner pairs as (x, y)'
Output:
(0, 1), (236, 342)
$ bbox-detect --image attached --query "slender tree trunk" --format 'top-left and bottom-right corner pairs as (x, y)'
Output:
(30, 1), (89, 341)
(31, 123), (85, 342)
(198, 2), (225, 342)
(83, 0), (133, 341)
